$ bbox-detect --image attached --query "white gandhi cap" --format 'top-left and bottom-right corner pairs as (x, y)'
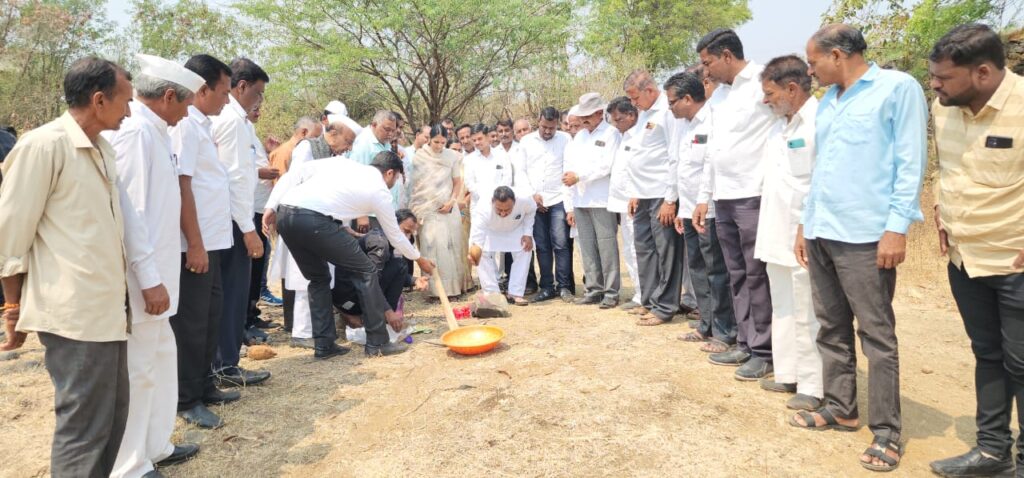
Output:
(134, 53), (206, 94)
(327, 114), (362, 136)
(324, 100), (348, 117)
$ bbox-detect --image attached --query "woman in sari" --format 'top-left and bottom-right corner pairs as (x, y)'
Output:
(409, 125), (470, 297)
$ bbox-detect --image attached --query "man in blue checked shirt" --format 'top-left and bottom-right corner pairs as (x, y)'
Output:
(788, 24), (926, 473)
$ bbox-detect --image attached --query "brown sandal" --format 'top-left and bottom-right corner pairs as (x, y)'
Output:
(636, 314), (667, 326)
(678, 331), (706, 342)
(699, 338), (730, 353)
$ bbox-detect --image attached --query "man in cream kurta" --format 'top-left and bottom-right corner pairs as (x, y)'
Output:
(469, 186), (537, 303)
(753, 56), (823, 410)
(104, 54), (205, 477)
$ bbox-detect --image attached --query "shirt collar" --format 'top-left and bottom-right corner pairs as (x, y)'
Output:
(58, 111), (96, 149)
(131, 101), (169, 131)
(792, 96), (818, 126)
(187, 105), (211, 127)
(733, 61), (760, 86)
(226, 94), (247, 119)
(694, 101), (711, 124)
(647, 92), (668, 113)
(980, 70), (1018, 113)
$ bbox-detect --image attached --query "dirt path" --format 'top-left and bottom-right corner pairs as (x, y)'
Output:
(0, 272), (979, 477)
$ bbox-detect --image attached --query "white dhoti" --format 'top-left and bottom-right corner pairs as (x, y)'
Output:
(767, 263), (823, 398)
(292, 290), (314, 339)
(479, 250), (531, 296)
(620, 213), (641, 304)
(111, 319), (177, 478)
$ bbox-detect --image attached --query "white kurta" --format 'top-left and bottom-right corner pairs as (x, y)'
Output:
(105, 101), (183, 323)
(755, 97), (823, 398)
(518, 130), (572, 207)
(103, 101), (181, 478)
(470, 196), (537, 296)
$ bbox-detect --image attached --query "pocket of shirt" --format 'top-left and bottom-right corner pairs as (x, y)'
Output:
(787, 148), (813, 178)
(837, 112), (874, 145)
(963, 140), (1024, 188)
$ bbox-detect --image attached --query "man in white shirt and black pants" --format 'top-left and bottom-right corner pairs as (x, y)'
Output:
(169, 54), (240, 430)
(210, 58), (270, 387)
(263, 151), (435, 358)
(521, 107), (576, 303)
(622, 70), (684, 325)
(105, 53), (205, 477)
(694, 30), (777, 381)
(665, 70), (738, 353)
(563, 93), (622, 308)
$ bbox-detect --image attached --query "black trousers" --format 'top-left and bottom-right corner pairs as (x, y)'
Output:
(247, 213), (268, 327)
(683, 218), (736, 344)
(278, 206), (392, 347)
(282, 281), (295, 332)
(213, 224), (252, 373)
(39, 332), (129, 478)
(170, 250), (224, 411)
(334, 254), (407, 314)
(948, 262), (1024, 457)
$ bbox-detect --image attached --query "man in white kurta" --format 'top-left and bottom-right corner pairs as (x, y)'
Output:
(463, 125), (513, 213)
(563, 93), (622, 308)
(753, 56), (823, 410)
(469, 186), (537, 303)
(105, 54), (205, 478)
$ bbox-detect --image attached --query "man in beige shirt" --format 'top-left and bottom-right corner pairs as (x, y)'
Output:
(0, 57), (134, 478)
(929, 24), (1024, 478)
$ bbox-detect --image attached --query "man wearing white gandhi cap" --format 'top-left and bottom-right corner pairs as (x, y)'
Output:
(102, 53), (205, 477)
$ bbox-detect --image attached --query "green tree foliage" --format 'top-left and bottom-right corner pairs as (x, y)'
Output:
(581, 0), (752, 72)
(236, 0), (576, 128)
(126, 0), (253, 62)
(0, 0), (114, 129)
(824, 0), (1009, 82)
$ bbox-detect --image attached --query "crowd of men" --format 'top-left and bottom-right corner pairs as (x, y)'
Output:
(0, 20), (1021, 478)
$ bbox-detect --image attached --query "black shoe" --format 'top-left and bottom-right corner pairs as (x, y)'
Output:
(930, 448), (1015, 478)
(530, 289), (558, 303)
(599, 298), (618, 309)
(244, 326), (269, 345)
(142, 470), (166, 478)
(290, 337), (315, 349)
(560, 289), (574, 303)
(215, 367), (271, 387)
(202, 387), (241, 406)
(365, 341), (409, 357)
(178, 404), (223, 429)
(252, 318), (279, 329)
(314, 343), (351, 360)
(735, 357), (773, 381)
(708, 349), (751, 366)
(758, 377), (796, 393)
(156, 443), (200, 466)
(573, 295), (601, 305)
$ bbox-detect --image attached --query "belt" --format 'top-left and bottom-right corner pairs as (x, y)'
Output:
(279, 205), (346, 225)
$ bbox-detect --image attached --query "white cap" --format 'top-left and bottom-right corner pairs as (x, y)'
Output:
(327, 114), (362, 136)
(135, 53), (205, 93)
(572, 92), (606, 117)
(567, 105), (580, 117)
(324, 100), (348, 117)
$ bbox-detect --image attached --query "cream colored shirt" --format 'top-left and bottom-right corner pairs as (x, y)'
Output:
(0, 112), (129, 342)
(934, 71), (1024, 277)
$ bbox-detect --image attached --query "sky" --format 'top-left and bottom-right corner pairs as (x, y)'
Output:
(104, 0), (834, 63)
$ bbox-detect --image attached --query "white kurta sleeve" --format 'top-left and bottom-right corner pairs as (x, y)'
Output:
(469, 207), (487, 247)
(521, 201), (536, 239)
(213, 117), (256, 233)
(290, 140), (313, 170)
(110, 128), (162, 290)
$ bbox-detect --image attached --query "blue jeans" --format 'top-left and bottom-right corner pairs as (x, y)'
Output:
(533, 202), (574, 293)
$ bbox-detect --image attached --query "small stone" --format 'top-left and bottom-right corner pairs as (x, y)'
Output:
(921, 368), (934, 374)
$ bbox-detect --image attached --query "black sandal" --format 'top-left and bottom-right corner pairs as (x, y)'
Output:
(861, 436), (903, 472)
(787, 408), (859, 432)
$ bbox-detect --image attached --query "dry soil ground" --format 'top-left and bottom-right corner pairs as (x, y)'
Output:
(0, 204), (997, 478)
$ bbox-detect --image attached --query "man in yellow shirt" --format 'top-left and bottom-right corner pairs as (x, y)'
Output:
(0, 57), (134, 478)
(929, 23), (1024, 478)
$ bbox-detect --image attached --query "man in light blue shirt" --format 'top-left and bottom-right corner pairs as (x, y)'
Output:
(789, 25), (926, 473)
(349, 110), (398, 231)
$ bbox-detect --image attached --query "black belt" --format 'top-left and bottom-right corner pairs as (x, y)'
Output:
(279, 205), (345, 225)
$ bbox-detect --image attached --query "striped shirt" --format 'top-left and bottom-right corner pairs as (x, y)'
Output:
(934, 71), (1024, 277)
